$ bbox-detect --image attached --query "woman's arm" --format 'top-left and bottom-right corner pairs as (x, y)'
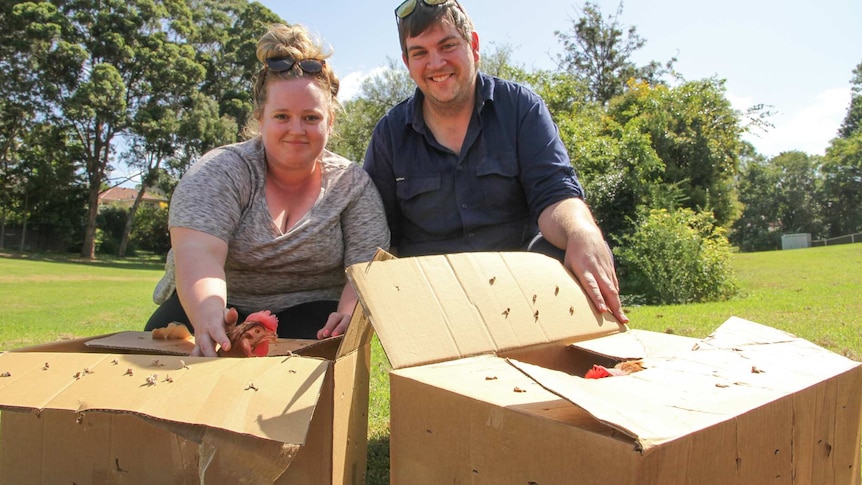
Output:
(171, 226), (233, 356)
(316, 282), (358, 339)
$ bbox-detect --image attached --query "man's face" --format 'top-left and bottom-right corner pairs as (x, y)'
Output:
(402, 20), (479, 111)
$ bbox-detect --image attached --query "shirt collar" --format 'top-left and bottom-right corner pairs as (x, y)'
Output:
(405, 72), (496, 132)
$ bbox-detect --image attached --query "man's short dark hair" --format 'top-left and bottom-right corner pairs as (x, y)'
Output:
(397, 1), (474, 56)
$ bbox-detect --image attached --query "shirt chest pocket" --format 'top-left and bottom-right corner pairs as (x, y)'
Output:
(476, 155), (519, 178)
(475, 155), (522, 204)
(396, 175), (441, 201)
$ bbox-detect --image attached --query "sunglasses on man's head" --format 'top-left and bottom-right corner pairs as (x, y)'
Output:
(265, 58), (326, 74)
(394, 0), (454, 19)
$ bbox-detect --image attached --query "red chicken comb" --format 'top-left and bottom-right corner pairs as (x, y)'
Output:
(246, 310), (279, 333)
(584, 364), (612, 379)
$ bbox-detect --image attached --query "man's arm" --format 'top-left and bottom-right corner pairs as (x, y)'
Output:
(537, 198), (628, 324)
(363, 121), (402, 252)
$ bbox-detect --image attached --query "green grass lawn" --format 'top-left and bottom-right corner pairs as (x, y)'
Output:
(1, 243), (860, 483)
(625, 244), (862, 360)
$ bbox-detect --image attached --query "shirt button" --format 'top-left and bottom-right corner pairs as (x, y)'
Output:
(461, 203), (467, 209)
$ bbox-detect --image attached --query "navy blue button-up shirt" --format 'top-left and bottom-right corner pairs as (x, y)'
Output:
(363, 73), (584, 257)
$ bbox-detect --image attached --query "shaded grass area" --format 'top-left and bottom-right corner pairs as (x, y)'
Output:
(1, 244), (860, 483)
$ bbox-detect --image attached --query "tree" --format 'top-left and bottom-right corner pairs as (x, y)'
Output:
(9, 0), (284, 258)
(0, 0), (63, 249)
(480, 42), (530, 84)
(605, 79), (745, 227)
(730, 146), (781, 251)
(553, 1), (675, 105)
(118, 1), (280, 256)
(187, 0), (282, 143)
(553, 91), (669, 239)
(9, 122), (87, 251)
(731, 150), (824, 251)
(838, 60), (862, 139)
(10, 1), (193, 258)
(820, 134), (862, 236)
(819, 60), (862, 238)
(770, 151), (823, 236)
(522, 69), (592, 120)
(330, 58), (414, 163)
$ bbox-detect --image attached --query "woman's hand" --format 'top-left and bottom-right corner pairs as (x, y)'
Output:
(317, 282), (359, 339)
(171, 227), (232, 356)
(190, 307), (235, 357)
(317, 311), (352, 339)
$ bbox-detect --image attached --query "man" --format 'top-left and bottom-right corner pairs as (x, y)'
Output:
(363, 0), (628, 323)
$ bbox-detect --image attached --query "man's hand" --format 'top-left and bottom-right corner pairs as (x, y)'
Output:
(564, 236), (628, 324)
(538, 198), (629, 324)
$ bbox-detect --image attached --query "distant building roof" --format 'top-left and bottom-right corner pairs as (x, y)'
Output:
(99, 187), (167, 204)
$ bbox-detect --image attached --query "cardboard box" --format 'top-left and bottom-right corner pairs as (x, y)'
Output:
(346, 251), (862, 485)
(0, 312), (375, 484)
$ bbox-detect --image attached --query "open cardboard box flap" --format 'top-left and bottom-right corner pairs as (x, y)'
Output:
(347, 251), (623, 370)
(0, 351), (328, 445)
(510, 316), (861, 451)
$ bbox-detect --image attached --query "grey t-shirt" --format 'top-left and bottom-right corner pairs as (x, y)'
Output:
(153, 138), (390, 313)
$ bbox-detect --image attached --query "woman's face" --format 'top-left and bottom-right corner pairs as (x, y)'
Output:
(259, 77), (332, 169)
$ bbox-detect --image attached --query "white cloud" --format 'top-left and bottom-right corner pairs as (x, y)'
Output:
(337, 66), (389, 101)
(733, 87), (850, 158)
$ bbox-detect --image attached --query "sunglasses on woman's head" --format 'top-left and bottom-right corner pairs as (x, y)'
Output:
(394, 0), (455, 19)
(265, 58), (326, 74)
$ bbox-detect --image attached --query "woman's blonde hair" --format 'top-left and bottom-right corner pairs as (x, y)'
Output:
(243, 24), (340, 138)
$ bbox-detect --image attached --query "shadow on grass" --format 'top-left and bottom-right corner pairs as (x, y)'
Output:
(0, 250), (165, 271)
(366, 434), (391, 485)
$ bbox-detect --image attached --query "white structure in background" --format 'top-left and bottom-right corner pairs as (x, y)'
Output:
(781, 233), (812, 250)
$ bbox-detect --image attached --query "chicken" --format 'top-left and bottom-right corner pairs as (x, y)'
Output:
(584, 360), (645, 379)
(217, 308), (279, 358)
(152, 322), (192, 340)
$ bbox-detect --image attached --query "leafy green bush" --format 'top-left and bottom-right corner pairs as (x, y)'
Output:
(617, 208), (739, 304)
(131, 205), (170, 255)
(95, 207), (129, 254)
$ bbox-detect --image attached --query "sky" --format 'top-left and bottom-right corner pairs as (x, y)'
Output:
(256, 0), (862, 159)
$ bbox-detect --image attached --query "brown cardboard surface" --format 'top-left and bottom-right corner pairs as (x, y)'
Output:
(568, 327), (698, 360)
(85, 330), (331, 356)
(387, 327), (862, 484)
(510, 317), (862, 451)
(349, 251), (862, 485)
(86, 331), (195, 354)
(389, 357), (641, 484)
(0, 351), (327, 444)
(347, 251), (623, 370)
(0, 297), (376, 484)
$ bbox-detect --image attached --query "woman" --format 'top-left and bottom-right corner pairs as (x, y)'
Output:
(145, 24), (390, 357)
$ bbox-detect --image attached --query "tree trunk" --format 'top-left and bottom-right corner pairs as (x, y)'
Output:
(0, 207), (6, 251)
(18, 192), (28, 252)
(80, 186), (100, 259)
(80, 138), (111, 260)
(118, 188), (147, 257)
